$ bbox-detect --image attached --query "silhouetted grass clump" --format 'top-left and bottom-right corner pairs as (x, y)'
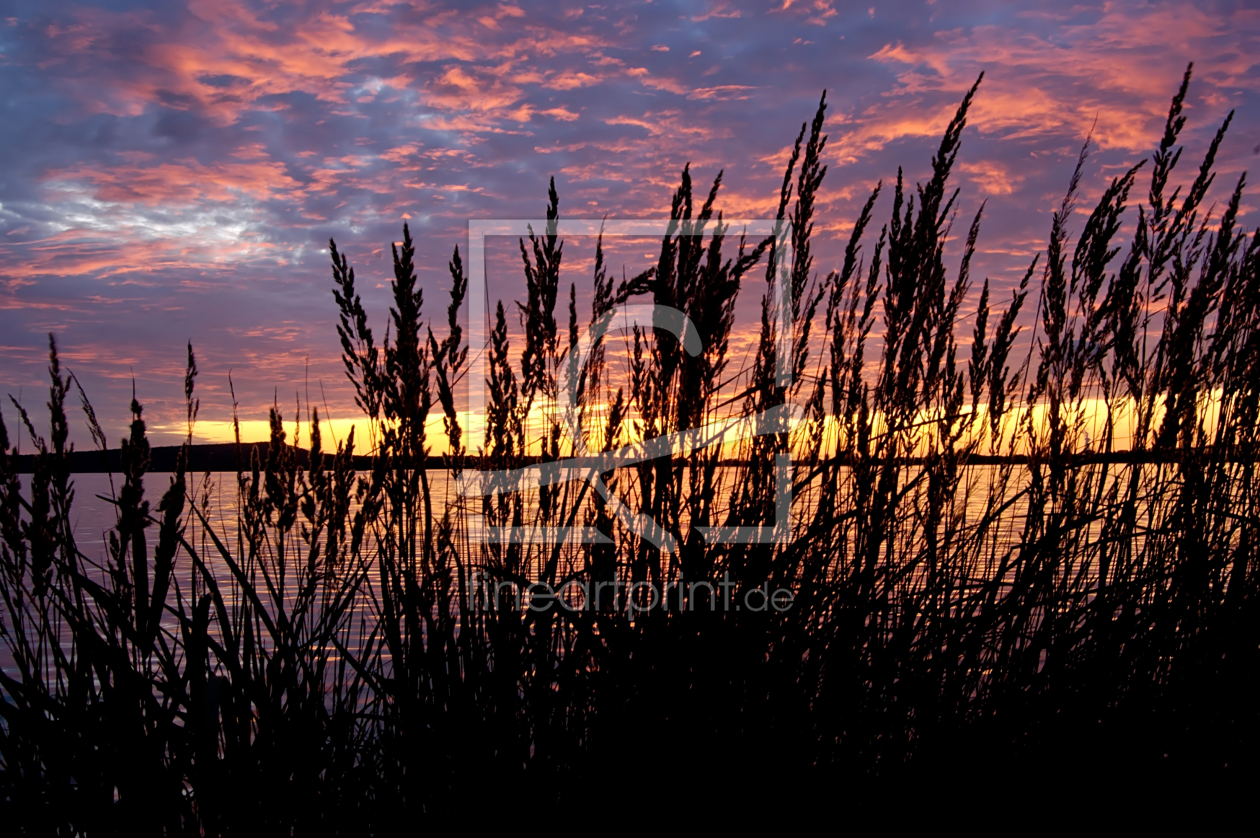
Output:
(2, 65), (1258, 832)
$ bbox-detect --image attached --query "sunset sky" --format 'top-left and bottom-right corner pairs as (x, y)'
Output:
(1, 0), (1257, 449)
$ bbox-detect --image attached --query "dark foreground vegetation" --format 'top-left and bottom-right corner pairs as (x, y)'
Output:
(3, 67), (1258, 832)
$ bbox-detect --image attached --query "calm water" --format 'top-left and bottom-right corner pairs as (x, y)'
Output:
(3, 462), (1189, 679)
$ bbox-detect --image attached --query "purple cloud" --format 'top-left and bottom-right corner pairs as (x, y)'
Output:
(1, 0), (1255, 446)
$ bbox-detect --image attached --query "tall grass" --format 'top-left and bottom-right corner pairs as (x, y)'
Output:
(2, 65), (1258, 831)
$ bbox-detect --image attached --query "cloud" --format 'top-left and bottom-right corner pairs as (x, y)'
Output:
(45, 157), (302, 206)
(1, 0), (1257, 445)
(959, 160), (1024, 196)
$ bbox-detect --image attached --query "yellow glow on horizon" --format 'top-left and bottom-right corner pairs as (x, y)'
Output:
(154, 387), (1231, 462)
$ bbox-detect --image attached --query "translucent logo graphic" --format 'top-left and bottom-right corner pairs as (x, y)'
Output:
(456, 219), (799, 551)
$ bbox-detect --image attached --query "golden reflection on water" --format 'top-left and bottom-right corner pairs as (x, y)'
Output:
(2, 459), (1204, 680)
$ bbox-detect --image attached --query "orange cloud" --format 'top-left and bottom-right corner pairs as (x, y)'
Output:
(46, 158), (301, 205)
(960, 161), (1024, 196)
(867, 4), (1259, 154)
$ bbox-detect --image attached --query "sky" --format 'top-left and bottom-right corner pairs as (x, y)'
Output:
(1, 0), (1258, 450)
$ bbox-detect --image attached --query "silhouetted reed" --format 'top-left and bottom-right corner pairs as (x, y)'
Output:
(2, 65), (1257, 832)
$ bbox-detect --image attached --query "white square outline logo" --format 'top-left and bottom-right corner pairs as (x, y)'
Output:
(457, 219), (797, 552)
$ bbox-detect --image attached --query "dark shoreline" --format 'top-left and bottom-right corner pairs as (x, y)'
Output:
(10, 442), (1252, 473)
